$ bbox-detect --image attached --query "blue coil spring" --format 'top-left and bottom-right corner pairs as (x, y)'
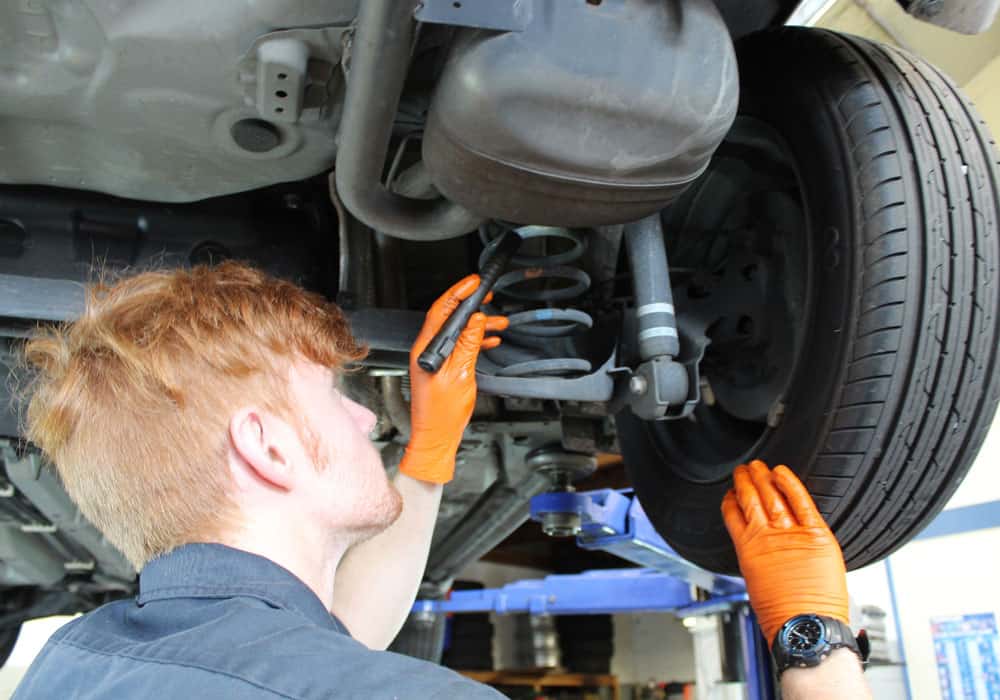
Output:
(479, 225), (594, 378)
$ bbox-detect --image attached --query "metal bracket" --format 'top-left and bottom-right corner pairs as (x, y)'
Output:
(530, 489), (744, 595)
(238, 26), (350, 124)
(627, 356), (689, 421)
(414, 0), (534, 31)
(616, 312), (709, 421)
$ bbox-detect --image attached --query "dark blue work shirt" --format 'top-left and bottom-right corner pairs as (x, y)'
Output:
(14, 543), (502, 699)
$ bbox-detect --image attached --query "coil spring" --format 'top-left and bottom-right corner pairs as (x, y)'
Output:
(479, 224), (594, 378)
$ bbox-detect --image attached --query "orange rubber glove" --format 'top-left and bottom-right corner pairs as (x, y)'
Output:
(399, 274), (508, 484)
(721, 460), (850, 646)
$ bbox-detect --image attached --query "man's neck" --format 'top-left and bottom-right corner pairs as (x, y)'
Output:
(219, 518), (352, 611)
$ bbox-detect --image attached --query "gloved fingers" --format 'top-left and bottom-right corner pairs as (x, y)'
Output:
(748, 460), (795, 528)
(414, 274), (482, 352)
(485, 315), (509, 334)
(772, 464), (826, 528)
(450, 312), (488, 374)
(429, 274), (480, 321)
(732, 464), (766, 527)
(721, 489), (746, 541)
(481, 313), (508, 350)
(483, 291), (494, 305)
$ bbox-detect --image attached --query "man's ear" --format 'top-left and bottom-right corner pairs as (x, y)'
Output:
(229, 407), (295, 491)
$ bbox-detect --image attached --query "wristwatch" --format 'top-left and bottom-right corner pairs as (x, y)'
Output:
(771, 614), (870, 675)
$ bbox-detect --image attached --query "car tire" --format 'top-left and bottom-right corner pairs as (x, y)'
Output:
(616, 27), (1000, 573)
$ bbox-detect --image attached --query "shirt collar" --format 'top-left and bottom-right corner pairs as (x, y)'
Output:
(138, 543), (347, 634)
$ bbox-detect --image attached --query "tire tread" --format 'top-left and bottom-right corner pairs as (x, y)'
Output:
(809, 33), (1000, 562)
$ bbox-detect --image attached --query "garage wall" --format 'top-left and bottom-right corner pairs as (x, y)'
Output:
(889, 527), (1000, 700)
(964, 53), (1000, 131)
(611, 613), (695, 686)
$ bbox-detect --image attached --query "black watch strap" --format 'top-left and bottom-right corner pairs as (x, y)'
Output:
(771, 615), (869, 676)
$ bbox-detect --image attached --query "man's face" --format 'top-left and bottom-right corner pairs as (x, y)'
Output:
(287, 360), (402, 540)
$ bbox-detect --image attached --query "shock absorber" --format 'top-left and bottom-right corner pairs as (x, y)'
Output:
(625, 215), (679, 361)
(624, 214), (690, 419)
(478, 224), (595, 379)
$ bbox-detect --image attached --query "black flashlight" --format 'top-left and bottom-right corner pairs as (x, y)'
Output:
(417, 229), (521, 373)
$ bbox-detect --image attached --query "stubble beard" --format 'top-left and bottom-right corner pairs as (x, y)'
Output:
(346, 471), (403, 546)
(375, 479), (404, 530)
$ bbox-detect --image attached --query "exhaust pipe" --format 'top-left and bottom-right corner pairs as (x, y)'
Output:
(334, 0), (485, 241)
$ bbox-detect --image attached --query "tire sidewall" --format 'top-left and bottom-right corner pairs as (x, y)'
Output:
(620, 30), (873, 572)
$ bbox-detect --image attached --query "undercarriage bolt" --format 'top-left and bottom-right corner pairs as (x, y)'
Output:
(629, 375), (648, 396)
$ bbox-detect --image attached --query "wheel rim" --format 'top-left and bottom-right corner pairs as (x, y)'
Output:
(648, 117), (813, 483)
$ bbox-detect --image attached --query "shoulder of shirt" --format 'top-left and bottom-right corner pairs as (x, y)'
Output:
(44, 602), (110, 644)
(41, 598), (501, 698)
(47, 597), (132, 643)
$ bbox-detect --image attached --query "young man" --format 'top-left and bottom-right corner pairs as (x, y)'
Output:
(15, 263), (508, 698)
(16, 262), (871, 698)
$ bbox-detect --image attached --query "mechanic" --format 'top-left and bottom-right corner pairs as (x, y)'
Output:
(13, 262), (871, 698)
(15, 264), (508, 699)
(723, 460), (874, 699)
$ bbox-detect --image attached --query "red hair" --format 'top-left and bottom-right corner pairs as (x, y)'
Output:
(22, 262), (366, 569)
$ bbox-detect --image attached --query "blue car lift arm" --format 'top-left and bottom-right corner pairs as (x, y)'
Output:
(530, 489), (745, 596)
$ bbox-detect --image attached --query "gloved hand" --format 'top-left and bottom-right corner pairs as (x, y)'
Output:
(399, 274), (508, 484)
(721, 460), (850, 646)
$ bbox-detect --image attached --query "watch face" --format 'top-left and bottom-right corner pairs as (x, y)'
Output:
(786, 617), (825, 653)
